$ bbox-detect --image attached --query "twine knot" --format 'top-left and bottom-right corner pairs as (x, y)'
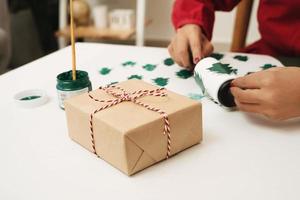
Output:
(88, 84), (172, 159)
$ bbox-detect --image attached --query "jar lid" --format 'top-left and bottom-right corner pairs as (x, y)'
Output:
(217, 80), (236, 108)
(14, 89), (48, 108)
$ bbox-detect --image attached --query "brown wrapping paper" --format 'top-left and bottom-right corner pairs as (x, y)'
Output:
(65, 79), (202, 175)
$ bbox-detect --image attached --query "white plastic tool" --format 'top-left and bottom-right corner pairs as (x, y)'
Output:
(14, 89), (48, 108)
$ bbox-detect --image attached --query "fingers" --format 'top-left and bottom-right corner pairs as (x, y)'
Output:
(168, 24), (204, 68)
(167, 24), (213, 68)
(232, 73), (263, 89)
(175, 35), (192, 68)
(235, 100), (262, 113)
(189, 32), (213, 64)
(168, 42), (183, 67)
(231, 86), (263, 114)
(201, 34), (214, 58)
(188, 29), (202, 64)
(235, 99), (286, 121)
(232, 87), (282, 119)
(230, 87), (261, 104)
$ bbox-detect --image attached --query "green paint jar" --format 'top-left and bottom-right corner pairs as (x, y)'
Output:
(56, 70), (92, 109)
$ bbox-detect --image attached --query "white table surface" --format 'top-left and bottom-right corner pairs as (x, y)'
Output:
(1, 43), (300, 200)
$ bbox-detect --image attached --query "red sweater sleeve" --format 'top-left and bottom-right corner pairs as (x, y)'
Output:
(172, 0), (241, 40)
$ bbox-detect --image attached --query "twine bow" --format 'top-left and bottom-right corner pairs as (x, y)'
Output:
(88, 84), (172, 159)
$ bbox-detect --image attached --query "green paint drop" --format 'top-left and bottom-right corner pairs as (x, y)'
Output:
(153, 77), (169, 87)
(99, 67), (111, 75)
(122, 61), (136, 67)
(20, 96), (41, 101)
(143, 64), (157, 71)
(208, 63), (237, 75)
(176, 69), (193, 79)
(211, 53), (224, 60)
(234, 55), (248, 62)
(164, 58), (174, 66)
(194, 72), (206, 94)
(188, 93), (205, 100)
(128, 75), (143, 80)
(261, 64), (276, 70)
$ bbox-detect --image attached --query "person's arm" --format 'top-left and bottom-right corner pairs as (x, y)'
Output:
(172, 0), (241, 40)
(231, 67), (300, 121)
(169, 0), (241, 68)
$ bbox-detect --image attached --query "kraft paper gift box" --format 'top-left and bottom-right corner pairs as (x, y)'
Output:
(64, 79), (202, 176)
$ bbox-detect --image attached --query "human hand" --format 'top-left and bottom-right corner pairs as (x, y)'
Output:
(231, 67), (300, 121)
(168, 24), (214, 69)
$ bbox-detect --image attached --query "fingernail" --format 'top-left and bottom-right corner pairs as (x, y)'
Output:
(194, 57), (200, 64)
(230, 81), (235, 87)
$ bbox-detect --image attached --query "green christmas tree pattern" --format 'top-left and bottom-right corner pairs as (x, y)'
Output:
(194, 72), (206, 94)
(234, 55), (248, 62)
(176, 69), (193, 79)
(122, 61), (136, 67)
(143, 64), (157, 71)
(99, 67), (111, 75)
(188, 93), (205, 101)
(164, 58), (175, 66)
(128, 75), (143, 80)
(153, 77), (169, 87)
(211, 53), (224, 60)
(208, 63), (237, 75)
(261, 64), (276, 70)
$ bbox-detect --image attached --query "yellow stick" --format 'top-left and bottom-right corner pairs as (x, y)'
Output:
(70, 0), (76, 80)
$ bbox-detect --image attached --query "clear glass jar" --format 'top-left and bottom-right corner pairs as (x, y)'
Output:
(56, 70), (92, 109)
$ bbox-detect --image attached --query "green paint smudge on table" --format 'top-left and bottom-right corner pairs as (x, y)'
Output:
(153, 77), (169, 87)
(20, 96), (41, 101)
(128, 75), (143, 80)
(234, 55), (248, 62)
(143, 64), (157, 71)
(261, 64), (276, 70)
(188, 93), (205, 101)
(208, 63), (237, 75)
(99, 67), (111, 75)
(211, 53), (224, 60)
(176, 69), (193, 79)
(164, 58), (175, 66)
(122, 61), (136, 67)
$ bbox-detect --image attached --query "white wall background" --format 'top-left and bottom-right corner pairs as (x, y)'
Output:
(88, 0), (261, 47)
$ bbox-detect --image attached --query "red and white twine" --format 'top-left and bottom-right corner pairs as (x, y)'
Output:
(88, 85), (172, 159)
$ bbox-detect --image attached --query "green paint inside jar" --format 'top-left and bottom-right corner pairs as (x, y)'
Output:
(56, 70), (92, 109)
(56, 70), (92, 91)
